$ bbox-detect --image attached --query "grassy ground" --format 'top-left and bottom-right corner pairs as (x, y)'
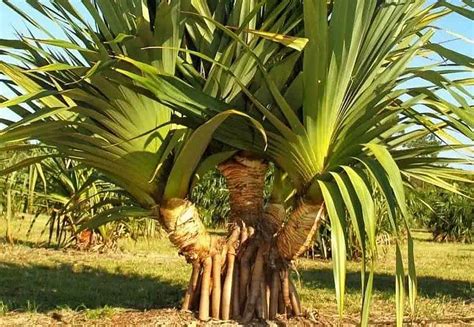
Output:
(0, 215), (472, 325)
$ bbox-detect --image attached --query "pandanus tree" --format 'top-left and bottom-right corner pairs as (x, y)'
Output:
(36, 157), (131, 248)
(0, 0), (473, 325)
(120, 0), (473, 323)
(0, 0), (265, 321)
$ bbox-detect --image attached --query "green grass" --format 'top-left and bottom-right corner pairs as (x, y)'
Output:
(1, 215), (473, 323)
(296, 239), (473, 321)
(83, 306), (118, 320)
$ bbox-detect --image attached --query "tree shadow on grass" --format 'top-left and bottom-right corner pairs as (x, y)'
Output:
(0, 261), (183, 312)
(0, 237), (57, 249)
(300, 267), (472, 300)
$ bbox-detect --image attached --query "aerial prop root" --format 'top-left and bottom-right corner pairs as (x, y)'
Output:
(182, 230), (303, 322)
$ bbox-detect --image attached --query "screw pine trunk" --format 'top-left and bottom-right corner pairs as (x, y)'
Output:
(164, 153), (324, 321)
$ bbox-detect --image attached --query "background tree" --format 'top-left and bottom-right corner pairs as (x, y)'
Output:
(0, 145), (45, 243)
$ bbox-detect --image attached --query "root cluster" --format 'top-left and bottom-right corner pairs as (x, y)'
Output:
(182, 225), (302, 322)
(163, 153), (323, 322)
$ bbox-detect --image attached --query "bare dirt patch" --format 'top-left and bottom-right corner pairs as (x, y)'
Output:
(1, 309), (325, 326)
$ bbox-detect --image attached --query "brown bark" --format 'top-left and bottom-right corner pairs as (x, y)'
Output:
(240, 223), (249, 244)
(199, 256), (213, 320)
(218, 153), (267, 227)
(231, 264), (240, 319)
(173, 153), (327, 322)
(261, 281), (269, 319)
(259, 203), (286, 239)
(159, 198), (213, 261)
(181, 229), (306, 322)
(221, 255), (234, 319)
(221, 226), (240, 320)
(242, 244), (266, 322)
(278, 288), (286, 315)
(182, 260), (201, 311)
(171, 199), (323, 322)
(239, 239), (259, 310)
(289, 280), (302, 316)
(211, 254), (222, 319)
(276, 201), (324, 260)
(281, 269), (292, 317)
(190, 271), (203, 310)
(269, 270), (280, 319)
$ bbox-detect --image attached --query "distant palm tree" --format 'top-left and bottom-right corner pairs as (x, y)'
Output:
(0, 0), (472, 325)
(36, 157), (128, 248)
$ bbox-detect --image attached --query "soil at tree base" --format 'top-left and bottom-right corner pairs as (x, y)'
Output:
(1, 309), (473, 326)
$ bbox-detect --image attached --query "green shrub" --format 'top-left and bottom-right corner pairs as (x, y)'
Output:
(191, 169), (230, 228)
(428, 189), (473, 243)
(410, 184), (473, 243)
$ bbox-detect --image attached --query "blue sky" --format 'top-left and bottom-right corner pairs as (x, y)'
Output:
(0, 1), (472, 166)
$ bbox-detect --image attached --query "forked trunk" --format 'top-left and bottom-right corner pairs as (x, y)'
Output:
(164, 153), (324, 322)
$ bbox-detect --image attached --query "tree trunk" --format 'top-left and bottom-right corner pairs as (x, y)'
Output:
(159, 198), (214, 261)
(5, 188), (14, 244)
(169, 212), (324, 322)
(217, 152), (267, 227)
(175, 227), (305, 322)
(276, 201), (325, 260)
(163, 153), (325, 322)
